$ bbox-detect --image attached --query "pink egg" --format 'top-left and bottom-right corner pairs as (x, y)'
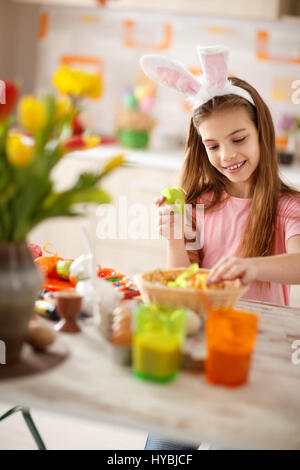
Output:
(140, 95), (154, 113)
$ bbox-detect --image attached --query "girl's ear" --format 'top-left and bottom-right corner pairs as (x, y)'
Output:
(140, 55), (200, 95)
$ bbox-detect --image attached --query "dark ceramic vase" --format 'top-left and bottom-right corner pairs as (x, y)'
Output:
(0, 243), (43, 365)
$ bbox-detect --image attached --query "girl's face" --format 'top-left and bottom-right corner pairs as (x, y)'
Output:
(198, 106), (260, 198)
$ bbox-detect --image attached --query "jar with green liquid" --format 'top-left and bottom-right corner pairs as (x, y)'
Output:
(132, 303), (187, 383)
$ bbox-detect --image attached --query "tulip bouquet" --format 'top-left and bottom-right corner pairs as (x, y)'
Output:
(0, 80), (123, 242)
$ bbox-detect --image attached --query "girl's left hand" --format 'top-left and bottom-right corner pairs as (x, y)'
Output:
(206, 256), (258, 286)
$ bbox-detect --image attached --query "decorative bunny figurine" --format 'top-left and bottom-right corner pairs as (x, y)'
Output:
(140, 45), (255, 109)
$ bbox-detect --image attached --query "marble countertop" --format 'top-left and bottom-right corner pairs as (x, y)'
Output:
(0, 298), (299, 450)
(69, 145), (184, 171)
(69, 145), (300, 189)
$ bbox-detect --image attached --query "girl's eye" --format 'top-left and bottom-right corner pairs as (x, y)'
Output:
(207, 136), (246, 151)
(208, 145), (218, 151)
(233, 137), (246, 144)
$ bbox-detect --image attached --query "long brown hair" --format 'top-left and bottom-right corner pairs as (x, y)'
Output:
(180, 76), (300, 264)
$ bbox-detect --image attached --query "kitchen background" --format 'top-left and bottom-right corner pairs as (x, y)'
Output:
(1, 0), (300, 305)
(1, 2), (300, 452)
(1, 0), (300, 148)
(34, 6), (300, 148)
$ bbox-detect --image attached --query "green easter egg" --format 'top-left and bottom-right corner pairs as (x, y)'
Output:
(123, 93), (138, 109)
(56, 259), (73, 280)
(160, 187), (186, 214)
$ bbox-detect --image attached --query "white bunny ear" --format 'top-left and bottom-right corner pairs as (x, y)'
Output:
(197, 45), (229, 89)
(140, 54), (200, 95)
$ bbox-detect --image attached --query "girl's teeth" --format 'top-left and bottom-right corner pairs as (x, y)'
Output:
(227, 161), (245, 170)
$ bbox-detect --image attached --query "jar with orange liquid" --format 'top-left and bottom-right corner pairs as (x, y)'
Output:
(205, 307), (259, 387)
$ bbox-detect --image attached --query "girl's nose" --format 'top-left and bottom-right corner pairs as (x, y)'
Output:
(221, 149), (238, 165)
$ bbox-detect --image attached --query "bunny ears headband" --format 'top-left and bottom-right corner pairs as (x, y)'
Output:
(140, 45), (255, 111)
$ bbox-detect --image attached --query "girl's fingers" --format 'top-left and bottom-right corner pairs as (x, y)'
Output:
(207, 258), (239, 284)
(158, 205), (175, 215)
(157, 204), (184, 240)
(213, 266), (244, 283)
(153, 195), (166, 206)
(160, 214), (175, 224)
(207, 257), (254, 286)
(210, 256), (231, 272)
(207, 257), (233, 281)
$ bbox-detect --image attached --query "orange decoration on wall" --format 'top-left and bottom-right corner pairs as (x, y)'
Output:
(60, 55), (103, 76)
(123, 20), (172, 51)
(38, 12), (49, 40)
(206, 26), (233, 35)
(256, 30), (300, 64)
(79, 15), (99, 23)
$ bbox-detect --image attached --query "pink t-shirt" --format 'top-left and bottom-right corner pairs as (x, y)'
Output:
(186, 191), (300, 306)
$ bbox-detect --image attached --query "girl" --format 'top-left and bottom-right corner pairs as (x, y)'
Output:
(140, 45), (300, 450)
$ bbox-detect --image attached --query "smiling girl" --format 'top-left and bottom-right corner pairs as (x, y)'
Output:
(140, 45), (300, 450)
(178, 78), (300, 305)
(142, 48), (300, 307)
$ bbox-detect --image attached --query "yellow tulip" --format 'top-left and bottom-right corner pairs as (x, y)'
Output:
(85, 74), (102, 99)
(53, 66), (70, 95)
(6, 134), (34, 167)
(103, 154), (125, 173)
(53, 66), (82, 96)
(84, 135), (101, 149)
(53, 65), (102, 99)
(55, 96), (72, 121)
(18, 96), (47, 133)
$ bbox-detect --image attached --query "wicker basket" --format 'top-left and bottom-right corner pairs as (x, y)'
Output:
(134, 268), (249, 318)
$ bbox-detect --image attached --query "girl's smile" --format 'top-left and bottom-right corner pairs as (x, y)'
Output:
(198, 107), (260, 198)
(223, 159), (247, 172)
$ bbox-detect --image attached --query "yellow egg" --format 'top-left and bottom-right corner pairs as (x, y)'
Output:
(26, 324), (55, 350)
(134, 85), (147, 101)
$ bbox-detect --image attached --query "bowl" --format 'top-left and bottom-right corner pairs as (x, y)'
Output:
(134, 268), (248, 317)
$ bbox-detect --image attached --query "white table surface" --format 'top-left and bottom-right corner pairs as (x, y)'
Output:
(0, 298), (299, 450)
(69, 144), (300, 189)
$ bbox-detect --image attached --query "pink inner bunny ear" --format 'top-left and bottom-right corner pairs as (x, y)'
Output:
(197, 46), (229, 89)
(140, 55), (200, 95)
(156, 67), (199, 94)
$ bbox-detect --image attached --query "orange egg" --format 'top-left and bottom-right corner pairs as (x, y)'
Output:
(35, 256), (57, 276)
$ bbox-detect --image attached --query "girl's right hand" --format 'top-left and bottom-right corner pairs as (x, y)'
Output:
(154, 196), (184, 240)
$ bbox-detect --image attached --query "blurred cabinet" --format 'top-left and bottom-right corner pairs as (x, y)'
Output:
(28, 155), (179, 276)
(107, 0), (296, 19)
(13, 0), (97, 5)
(13, 0), (297, 19)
